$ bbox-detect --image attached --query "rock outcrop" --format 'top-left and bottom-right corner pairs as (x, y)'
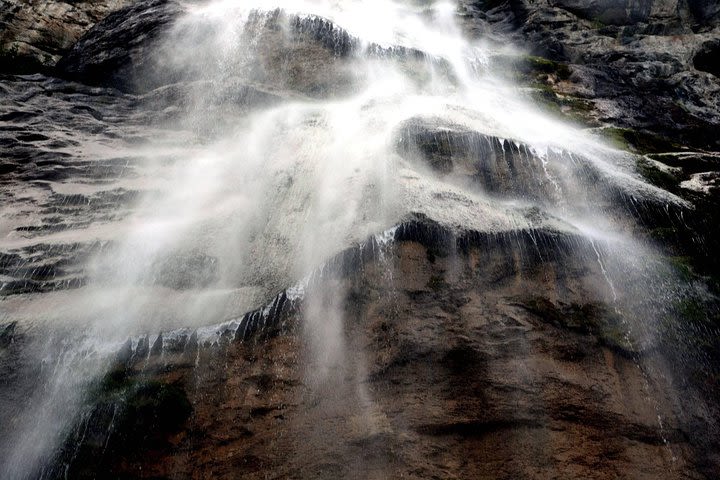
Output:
(55, 0), (185, 93)
(55, 1), (442, 96)
(32, 220), (719, 479)
(462, 0), (720, 150)
(462, 0), (720, 296)
(0, 0), (134, 73)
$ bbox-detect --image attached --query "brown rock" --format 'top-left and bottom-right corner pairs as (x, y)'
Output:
(57, 226), (718, 478)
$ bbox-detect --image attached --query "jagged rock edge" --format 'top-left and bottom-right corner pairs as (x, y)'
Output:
(116, 216), (600, 366)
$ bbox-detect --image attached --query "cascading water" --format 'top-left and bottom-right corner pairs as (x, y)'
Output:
(0, 0), (715, 477)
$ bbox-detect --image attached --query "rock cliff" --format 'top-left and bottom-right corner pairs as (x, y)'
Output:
(0, 0), (134, 73)
(1, 0), (719, 478)
(11, 220), (718, 478)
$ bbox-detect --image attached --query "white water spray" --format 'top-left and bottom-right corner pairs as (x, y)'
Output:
(0, 0), (693, 476)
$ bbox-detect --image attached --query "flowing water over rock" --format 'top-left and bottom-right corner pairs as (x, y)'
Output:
(0, 0), (718, 478)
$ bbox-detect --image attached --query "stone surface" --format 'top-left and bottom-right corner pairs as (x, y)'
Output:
(0, 71), (285, 298)
(33, 221), (719, 479)
(394, 116), (677, 214)
(1, 1), (720, 478)
(55, 0), (185, 92)
(461, 0), (720, 151)
(0, 0), (134, 73)
(55, 2), (443, 96)
(460, 0), (720, 295)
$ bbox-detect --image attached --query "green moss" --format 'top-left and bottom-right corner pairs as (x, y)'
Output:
(92, 367), (137, 401)
(636, 158), (680, 192)
(58, 369), (192, 477)
(529, 84), (596, 125)
(659, 295), (720, 370)
(494, 54), (571, 85)
(490, 53), (601, 126)
(667, 256), (695, 282)
(529, 82), (557, 101)
(519, 297), (635, 354)
(427, 274), (449, 292)
(562, 96), (595, 113)
(676, 297), (707, 323)
(519, 55), (572, 80)
(596, 128), (683, 191)
(648, 227), (678, 243)
(595, 320), (635, 353)
(91, 369), (191, 438)
(415, 136), (454, 173)
(122, 381), (192, 435)
(600, 127), (630, 150)
(601, 127), (681, 154)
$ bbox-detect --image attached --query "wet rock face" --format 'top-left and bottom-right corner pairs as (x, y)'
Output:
(539, 0), (719, 30)
(463, 0), (720, 289)
(57, 376), (192, 479)
(549, 0), (654, 25)
(54, 2), (439, 96)
(546, 0), (718, 27)
(231, 9), (360, 98)
(393, 116), (683, 229)
(55, 2), (359, 95)
(395, 117), (578, 204)
(56, 0), (185, 93)
(0, 75), (160, 297)
(42, 225), (718, 478)
(1, 1), (719, 478)
(689, 0), (720, 25)
(0, 71), (283, 299)
(463, 0), (720, 151)
(0, 0), (134, 74)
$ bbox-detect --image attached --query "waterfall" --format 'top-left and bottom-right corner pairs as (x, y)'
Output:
(0, 0), (712, 477)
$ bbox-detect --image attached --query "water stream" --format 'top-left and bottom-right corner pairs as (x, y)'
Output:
(0, 0), (702, 477)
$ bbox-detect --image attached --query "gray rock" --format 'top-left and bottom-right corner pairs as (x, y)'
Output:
(56, 2), (360, 95)
(0, 0), (134, 73)
(461, 0), (720, 150)
(55, 2), (446, 97)
(56, 0), (185, 93)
